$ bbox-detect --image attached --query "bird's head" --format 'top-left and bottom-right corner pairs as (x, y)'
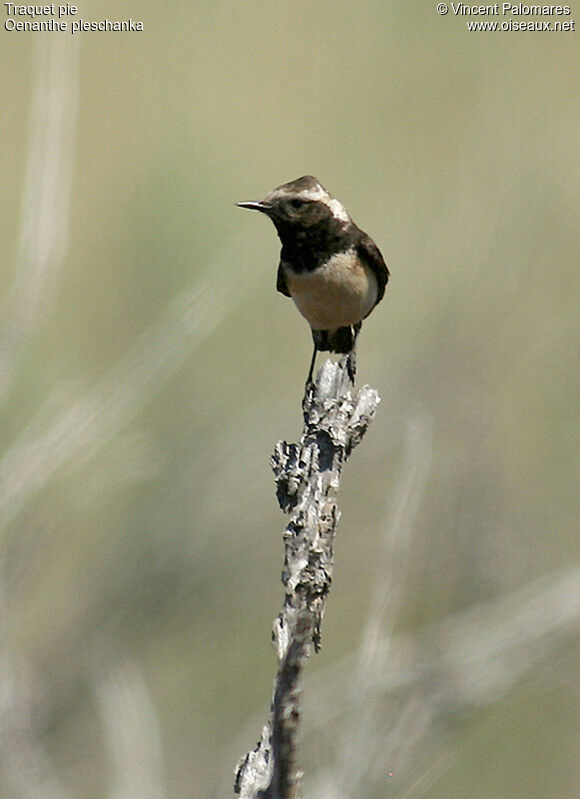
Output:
(237, 176), (351, 239)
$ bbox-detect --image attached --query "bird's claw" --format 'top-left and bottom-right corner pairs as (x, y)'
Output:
(346, 350), (357, 383)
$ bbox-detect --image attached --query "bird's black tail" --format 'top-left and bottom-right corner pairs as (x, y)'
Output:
(312, 323), (361, 354)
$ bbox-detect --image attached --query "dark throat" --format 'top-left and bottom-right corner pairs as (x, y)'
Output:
(275, 219), (357, 274)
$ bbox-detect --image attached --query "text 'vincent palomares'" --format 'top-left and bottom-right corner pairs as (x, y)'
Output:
(449, 3), (571, 13)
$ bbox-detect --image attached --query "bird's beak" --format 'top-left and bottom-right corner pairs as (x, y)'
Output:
(236, 201), (272, 214)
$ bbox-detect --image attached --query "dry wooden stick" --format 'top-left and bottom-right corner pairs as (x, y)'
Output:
(234, 357), (381, 798)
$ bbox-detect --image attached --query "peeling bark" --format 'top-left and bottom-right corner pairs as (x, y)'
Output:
(234, 357), (381, 798)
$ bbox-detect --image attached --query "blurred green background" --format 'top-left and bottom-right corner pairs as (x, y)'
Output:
(1, 2), (579, 797)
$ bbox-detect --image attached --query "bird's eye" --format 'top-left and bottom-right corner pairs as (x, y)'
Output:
(289, 198), (305, 210)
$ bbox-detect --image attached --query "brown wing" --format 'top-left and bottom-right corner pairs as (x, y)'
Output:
(356, 231), (389, 307)
(276, 261), (291, 297)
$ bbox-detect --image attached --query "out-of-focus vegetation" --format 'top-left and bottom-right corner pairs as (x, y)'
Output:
(1, 2), (578, 797)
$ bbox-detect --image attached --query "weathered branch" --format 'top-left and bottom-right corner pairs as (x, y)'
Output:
(234, 356), (381, 798)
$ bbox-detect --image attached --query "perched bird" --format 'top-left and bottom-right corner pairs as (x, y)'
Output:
(237, 175), (389, 384)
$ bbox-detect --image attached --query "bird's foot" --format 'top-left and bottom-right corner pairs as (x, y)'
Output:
(302, 377), (316, 417)
(346, 350), (357, 384)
